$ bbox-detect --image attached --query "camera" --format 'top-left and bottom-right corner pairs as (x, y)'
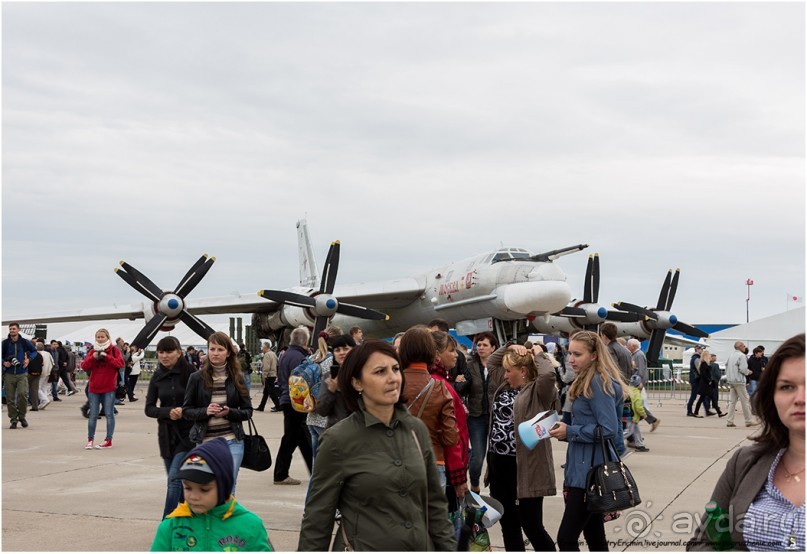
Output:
(10, 358), (20, 367)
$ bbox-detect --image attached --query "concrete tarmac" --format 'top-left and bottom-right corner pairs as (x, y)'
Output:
(2, 385), (757, 552)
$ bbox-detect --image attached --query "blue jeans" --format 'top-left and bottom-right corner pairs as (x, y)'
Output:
(687, 381), (699, 414)
(304, 425), (326, 507)
(309, 425), (325, 464)
(227, 438), (244, 495)
(87, 391), (115, 441)
(467, 415), (489, 488)
(437, 464), (447, 489)
(162, 450), (188, 519)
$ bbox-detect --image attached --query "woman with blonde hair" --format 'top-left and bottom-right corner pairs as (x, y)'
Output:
(549, 330), (627, 551)
(81, 328), (124, 449)
(486, 341), (559, 551)
(183, 331), (252, 489)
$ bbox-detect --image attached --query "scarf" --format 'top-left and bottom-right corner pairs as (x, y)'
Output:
(94, 340), (111, 352)
(430, 360), (450, 381)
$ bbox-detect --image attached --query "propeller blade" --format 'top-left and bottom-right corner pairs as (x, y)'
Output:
(592, 253), (600, 304)
(335, 302), (388, 321)
(115, 268), (162, 303)
(259, 290), (316, 309)
(559, 306), (587, 318)
(612, 302), (658, 320)
(320, 241), (341, 294)
(175, 254), (215, 298)
(311, 315), (330, 346)
(120, 260), (163, 298)
(666, 269), (680, 311)
(656, 270), (673, 310)
(179, 310), (217, 342)
(583, 256), (594, 304)
(131, 313), (169, 350)
(646, 329), (666, 368)
(672, 321), (709, 338)
(604, 310), (644, 323)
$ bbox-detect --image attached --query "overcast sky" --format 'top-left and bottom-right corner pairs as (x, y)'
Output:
(2, 2), (805, 335)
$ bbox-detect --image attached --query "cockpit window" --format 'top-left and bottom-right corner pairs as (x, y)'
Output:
(491, 248), (531, 262)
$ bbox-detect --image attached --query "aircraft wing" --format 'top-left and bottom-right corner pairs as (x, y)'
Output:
(664, 333), (710, 349)
(2, 294), (281, 326)
(332, 278), (426, 310)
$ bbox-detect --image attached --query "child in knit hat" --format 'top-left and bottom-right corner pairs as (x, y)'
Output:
(151, 437), (273, 551)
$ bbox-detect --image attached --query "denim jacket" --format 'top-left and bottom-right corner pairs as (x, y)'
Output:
(563, 375), (623, 489)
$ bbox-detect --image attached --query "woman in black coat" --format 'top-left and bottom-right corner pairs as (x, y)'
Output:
(144, 336), (196, 519)
(693, 349), (718, 417)
(182, 331), (252, 492)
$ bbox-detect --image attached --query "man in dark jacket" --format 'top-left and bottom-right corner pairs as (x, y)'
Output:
(687, 345), (703, 416)
(273, 326), (313, 486)
(3, 323), (38, 428)
(51, 340), (77, 397)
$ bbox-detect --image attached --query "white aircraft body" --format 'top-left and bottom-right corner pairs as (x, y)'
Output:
(3, 220), (586, 347)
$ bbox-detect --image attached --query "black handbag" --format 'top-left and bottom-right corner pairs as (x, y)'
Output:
(584, 427), (641, 513)
(241, 417), (272, 472)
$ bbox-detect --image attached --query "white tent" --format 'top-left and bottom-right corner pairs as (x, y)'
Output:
(705, 307), (805, 364)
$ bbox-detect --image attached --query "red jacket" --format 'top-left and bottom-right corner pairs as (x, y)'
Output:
(81, 345), (124, 394)
(432, 370), (469, 487)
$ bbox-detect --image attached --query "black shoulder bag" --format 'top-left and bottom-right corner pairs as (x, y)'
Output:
(584, 426), (641, 513)
(241, 417), (272, 472)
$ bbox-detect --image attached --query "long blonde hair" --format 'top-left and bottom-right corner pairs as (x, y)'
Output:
(567, 331), (627, 401)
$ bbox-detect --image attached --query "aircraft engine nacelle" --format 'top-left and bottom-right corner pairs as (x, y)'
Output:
(278, 304), (315, 329)
(614, 321), (651, 340)
(530, 315), (579, 336)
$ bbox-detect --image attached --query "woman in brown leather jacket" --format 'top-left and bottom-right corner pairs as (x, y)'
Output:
(399, 326), (459, 488)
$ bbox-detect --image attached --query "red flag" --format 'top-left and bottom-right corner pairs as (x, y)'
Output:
(746, 279), (754, 285)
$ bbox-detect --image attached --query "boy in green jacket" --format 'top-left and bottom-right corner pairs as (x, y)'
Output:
(624, 374), (650, 453)
(151, 437), (273, 551)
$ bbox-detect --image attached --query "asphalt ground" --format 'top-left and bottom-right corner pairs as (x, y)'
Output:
(2, 385), (758, 552)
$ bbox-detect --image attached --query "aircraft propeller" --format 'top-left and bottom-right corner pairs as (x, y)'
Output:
(259, 241), (388, 343)
(115, 254), (218, 349)
(557, 254), (645, 331)
(612, 268), (708, 366)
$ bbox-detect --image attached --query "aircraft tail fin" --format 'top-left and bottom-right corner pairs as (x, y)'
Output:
(297, 218), (318, 288)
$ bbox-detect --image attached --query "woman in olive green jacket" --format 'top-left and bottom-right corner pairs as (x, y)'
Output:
(298, 340), (456, 552)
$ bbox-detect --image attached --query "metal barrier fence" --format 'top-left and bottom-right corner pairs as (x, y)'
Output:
(645, 366), (731, 405)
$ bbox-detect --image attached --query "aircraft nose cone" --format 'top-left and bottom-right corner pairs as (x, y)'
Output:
(669, 314), (678, 325)
(167, 298), (180, 310)
(326, 298), (337, 310)
(597, 306), (607, 319)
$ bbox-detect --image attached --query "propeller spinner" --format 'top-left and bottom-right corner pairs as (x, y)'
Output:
(259, 241), (388, 343)
(115, 254), (217, 349)
(557, 254), (644, 331)
(612, 268), (708, 366)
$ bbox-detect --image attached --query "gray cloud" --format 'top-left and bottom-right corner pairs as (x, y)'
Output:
(2, 2), (804, 329)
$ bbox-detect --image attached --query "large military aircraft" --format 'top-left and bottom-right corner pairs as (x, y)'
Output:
(2, 220), (586, 348)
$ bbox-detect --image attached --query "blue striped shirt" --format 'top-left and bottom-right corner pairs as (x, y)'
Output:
(744, 449), (805, 551)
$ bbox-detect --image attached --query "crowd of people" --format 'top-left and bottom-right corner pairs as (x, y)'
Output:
(3, 320), (804, 551)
